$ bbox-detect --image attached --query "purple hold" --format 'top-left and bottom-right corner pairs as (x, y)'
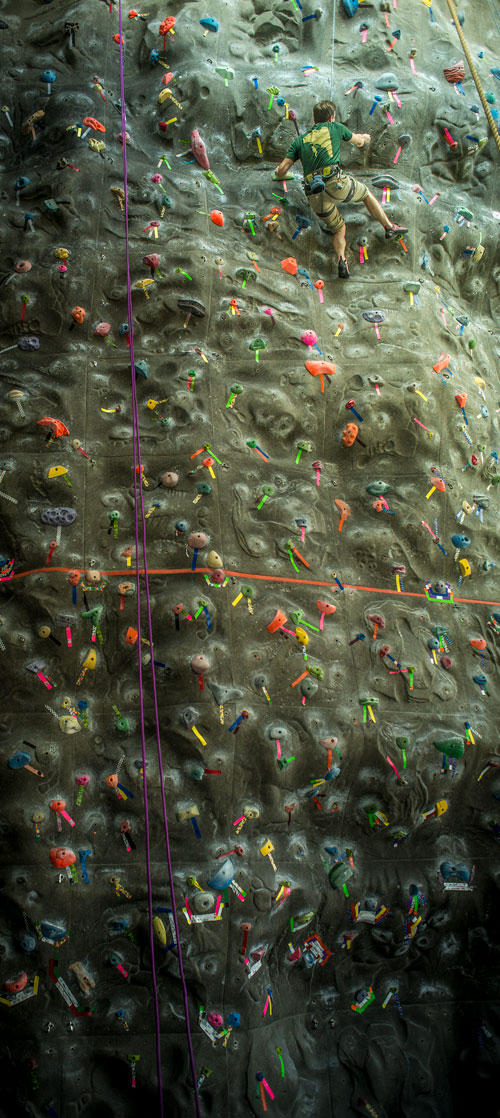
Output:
(19, 336), (40, 351)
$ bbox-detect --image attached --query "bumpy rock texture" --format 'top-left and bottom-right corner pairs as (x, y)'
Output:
(1, 0), (500, 1116)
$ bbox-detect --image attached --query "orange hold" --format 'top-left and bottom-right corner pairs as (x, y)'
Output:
(267, 609), (287, 634)
(470, 638), (487, 650)
(161, 72), (174, 85)
(342, 422), (358, 447)
(433, 353), (451, 374)
(334, 498), (351, 532)
(82, 117), (106, 133)
(37, 417), (70, 437)
(159, 16), (176, 33)
(210, 209), (224, 226)
(71, 306), (86, 324)
(49, 847), (76, 868)
(455, 392), (467, 408)
(125, 626), (138, 645)
(281, 257), (298, 275)
(112, 33), (124, 44)
(129, 8), (139, 16)
(305, 360), (335, 378)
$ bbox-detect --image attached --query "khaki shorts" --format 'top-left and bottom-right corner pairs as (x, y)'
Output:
(306, 171), (368, 235)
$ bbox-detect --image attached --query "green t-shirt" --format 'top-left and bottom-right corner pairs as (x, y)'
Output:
(285, 121), (353, 177)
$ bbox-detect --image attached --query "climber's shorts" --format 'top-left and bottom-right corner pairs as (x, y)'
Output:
(306, 171), (369, 235)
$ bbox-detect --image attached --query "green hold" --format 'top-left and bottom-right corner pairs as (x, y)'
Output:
(366, 481), (390, 496)
(116, 717), (131, 733)
(396, 736), (410, 749)
(329, 862), (353, 888)
(308, 665), (324, 680)
(433, 739), (464, 759)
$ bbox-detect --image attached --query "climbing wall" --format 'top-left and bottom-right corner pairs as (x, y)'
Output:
(1, 0), (500, 1115)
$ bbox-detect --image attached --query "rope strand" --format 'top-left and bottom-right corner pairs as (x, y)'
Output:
(117, 4), (201, 1114)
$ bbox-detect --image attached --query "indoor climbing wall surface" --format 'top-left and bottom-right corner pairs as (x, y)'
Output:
(1, 0), (500, 1115)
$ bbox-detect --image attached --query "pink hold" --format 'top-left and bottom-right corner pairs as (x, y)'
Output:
(191, 128), (210, 170)
(94, 321), (111, 337)
(151, 173), (163, 184)
(58, 264), (67, 274)
(301, 329), (318, 352)
(207, 1011), (223, 1029)
(118, 132), (131, 144)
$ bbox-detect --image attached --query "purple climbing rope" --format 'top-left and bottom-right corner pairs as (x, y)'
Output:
(117, 5), (201, 1115)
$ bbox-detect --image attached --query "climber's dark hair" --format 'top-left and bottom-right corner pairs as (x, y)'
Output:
(313, 101), (336, 122)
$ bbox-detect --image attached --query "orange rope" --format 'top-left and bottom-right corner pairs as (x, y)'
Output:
(6, 564), (500, 608)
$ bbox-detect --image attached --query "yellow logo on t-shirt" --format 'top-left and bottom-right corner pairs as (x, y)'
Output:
(302, 125), (334, 160)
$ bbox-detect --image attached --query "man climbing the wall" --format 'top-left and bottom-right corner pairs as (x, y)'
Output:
(273, 100), (408, 279)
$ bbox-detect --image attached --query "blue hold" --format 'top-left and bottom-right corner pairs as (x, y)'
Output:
(20, 934), (37, 952)
(491, 67), (500, 80)
(200, 17), (219, 32)
(150, 49), (159, 64)
(227, 1012), (240, 1028)
(343, 0), (358, 15)
(134, 359), (148, 378)
(42, 69), (56, 83)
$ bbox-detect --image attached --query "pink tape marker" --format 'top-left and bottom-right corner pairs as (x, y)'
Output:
(66, 626), (72, 647)
(37, 671), (53, 689)
(386, 755), (401, 779)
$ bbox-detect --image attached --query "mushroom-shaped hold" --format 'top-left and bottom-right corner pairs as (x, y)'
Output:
(367, 613), (385, 638)
(161, 470), (178, 488)
(41, 69), (56, 93)
(200, 17), (219, 32)
(187, 530), (207, 571)
(191, 653), (210, 690)
(305, 359), (335, 393)
(301, 329), (318, 352)
(159, 15), (176, 47)
(316, 599), (336, 630)
(178, 297), (206, 328)
(249, 337), (267, 361)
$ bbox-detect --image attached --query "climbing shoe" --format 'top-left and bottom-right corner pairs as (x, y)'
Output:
(385, 224), (408, 239)
(338, 257), (350, 279)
